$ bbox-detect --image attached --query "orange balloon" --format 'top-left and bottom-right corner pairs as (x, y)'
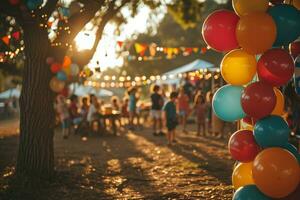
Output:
(253, 148), (300, 198)
(272, 88), (285, 116)
(62, 56), (71, 68)
(232, 162), (254, 189)
(285, 0), (300, 10)
(233, 0), (269, 16)
(236, 12), (277, 55)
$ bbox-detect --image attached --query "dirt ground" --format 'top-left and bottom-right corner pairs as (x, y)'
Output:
(0, 119), (234, 200)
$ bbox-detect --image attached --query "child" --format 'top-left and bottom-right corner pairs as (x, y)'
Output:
(128, 87), (137, 130)
(121, 98), (129, 126)
(194, 93), (206, 136)
(163, 92), (178, 145)
(178, 87), (190, 133)
(56, 95), (70, 139)
(151, 85), (164, 136)
(205, 91), (213, 136)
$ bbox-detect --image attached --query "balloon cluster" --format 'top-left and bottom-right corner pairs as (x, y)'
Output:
(47, 56), (81, 93)
(202, 0), (300, 199)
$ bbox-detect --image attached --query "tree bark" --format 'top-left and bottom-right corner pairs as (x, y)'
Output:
(17, 23), (55, 180)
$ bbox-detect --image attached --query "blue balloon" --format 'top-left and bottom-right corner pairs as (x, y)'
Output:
(268, 5), (300, 46)
(233, 185), (271, 200)
(26, 0), (43, 10)
(254, 115), (290, 148)
(56, 71), (67, 81)
(283, 143), (300, 164)
(212, 85), (246, 122)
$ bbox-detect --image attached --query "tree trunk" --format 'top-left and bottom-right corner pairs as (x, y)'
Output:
(16, 23), (55, 180)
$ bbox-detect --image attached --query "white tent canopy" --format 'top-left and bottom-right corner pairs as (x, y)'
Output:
(164, 59), (216, 76)
(0, 88), (21, 99)
(158, 59), (217, 85)
(70, 84), (113, 97)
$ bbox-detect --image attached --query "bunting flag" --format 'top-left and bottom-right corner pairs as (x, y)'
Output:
(117, 41), (123, 48)
(2, 36), (10, 46)
(134, 43), (148, 56)
(12, 31), (20, 40)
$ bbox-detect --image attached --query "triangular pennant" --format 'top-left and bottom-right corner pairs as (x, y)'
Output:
(117, 41), (123, 48)
(193, 48), (199, 53)
(185, 47), (193, 54)
(134, 43), (147, 56)
(149, 43), (157, 57)
(12, 31), (20, 40)
(2, 36), (9, 46)
(201, 47), (207, 54)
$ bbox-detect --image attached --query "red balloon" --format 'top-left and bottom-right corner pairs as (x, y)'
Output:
(270, 0), (284, 4)
(202, 10), (239, 52)
(50, 63), (62, 73)
(289, 40), (300, 59)
(241, 82), (276, 119)
(228, 130), (261, 162)
(257, 48), (295, 87)
(9, 0), (20, 5)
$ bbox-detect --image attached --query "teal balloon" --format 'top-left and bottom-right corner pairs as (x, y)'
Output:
(283, 143), (300, 164)
(268, 5), (300, 46)
(26, 0), (43, 10)
(212, 85), (246, 122)
(233, 185), (271, 200)
(254, 115), (290, 148)
(56, 71), (67, 81)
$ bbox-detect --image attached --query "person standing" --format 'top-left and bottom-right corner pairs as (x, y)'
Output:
(178, 87), (190, 133)
(128, 87), (137, 130)
(56, 95), (70, 139)
(151, 85), (164, 136)
(163, 92), (178, 145)
(194, 93), (207, 136)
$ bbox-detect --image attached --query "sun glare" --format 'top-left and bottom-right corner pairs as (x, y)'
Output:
(75, 31), (96, 51)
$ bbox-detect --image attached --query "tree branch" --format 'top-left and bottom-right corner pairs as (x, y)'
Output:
(41, 0), (59, 18)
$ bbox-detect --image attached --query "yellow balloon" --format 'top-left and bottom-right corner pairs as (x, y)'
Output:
(49, 77), (65, 93)
(233, 0), (269, 16)
(221, 49), (257, 85)
(285, 0), (300, 10)
(232, 162), (254, 190)
(271, 88), (285, 116)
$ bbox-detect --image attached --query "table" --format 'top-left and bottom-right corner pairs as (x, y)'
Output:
(97, 111), (121, 135)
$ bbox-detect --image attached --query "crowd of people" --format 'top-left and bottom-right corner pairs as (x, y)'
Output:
(53, 77), (300, 149)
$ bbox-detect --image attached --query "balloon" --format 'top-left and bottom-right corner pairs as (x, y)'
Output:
(9, 0), (20, 5)
(228, 130), (260, 162)
(268, 5), (300, 46)
(233, 185), (271, 200)
(283, 143), (300, 164)
(49, 77), (65, 93)
(46, 57), (55, 65)
(236, 12), (277, 55)
(253, 148), (300, 198)
(221, 49), (257, 85)
(62, 56), (71, 68)
(271, 88), (285, 116)
(50, 63), (62, 73)
(212, 85), (246, 122)
(232, 162), (254, 190)
(56, 71), (67, 81)
(257, 48), (294, 87)
(279, 184), (300, 200)
(270, 0), (284, 4)
(241, 82), (276, 119)
(70, 64), (80, 76)
(232, 0), (269, 16)
(284, 0), (300, 10)
(202, 10), (239, 52)
(295, 56), (300, 95)
(254, 115), (290, 147)
(289, 40), (300, 58)
(26, 0), (43, 10)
